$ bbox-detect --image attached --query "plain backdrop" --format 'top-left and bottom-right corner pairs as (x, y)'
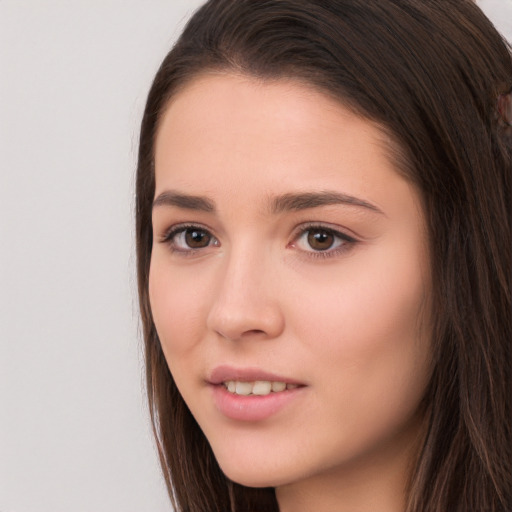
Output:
(1, 1), (511, 512)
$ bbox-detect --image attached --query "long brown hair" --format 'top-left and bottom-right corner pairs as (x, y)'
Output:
(136, 1), (512, 510)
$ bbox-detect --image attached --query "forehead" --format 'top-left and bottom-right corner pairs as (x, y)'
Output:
(156, 73), (386, 144)
(153, 73), (416, 219)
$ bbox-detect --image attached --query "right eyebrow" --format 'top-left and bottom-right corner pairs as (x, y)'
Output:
(269, 191), (385, 216)
(152, 191), (215, 212)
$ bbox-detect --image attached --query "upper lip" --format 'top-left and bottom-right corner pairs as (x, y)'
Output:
(208, 365), (305, 386)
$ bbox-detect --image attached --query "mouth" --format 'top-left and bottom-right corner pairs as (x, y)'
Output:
(208, 365), (306, 421)
(222, 380), (300, 396)
(208, 365), (305, 391)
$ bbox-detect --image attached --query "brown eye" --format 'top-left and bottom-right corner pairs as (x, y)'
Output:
(307, 229), (335, 251)
(164, 226), (218, 252)
(184, 228), (211, 248)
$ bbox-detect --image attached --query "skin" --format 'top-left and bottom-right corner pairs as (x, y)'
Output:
(149, 73), (433, 512)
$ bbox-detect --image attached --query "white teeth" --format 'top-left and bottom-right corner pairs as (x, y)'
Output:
(235, 381), (253, 396)
(271, 381), (286, 392)
(252, 381), (272, 395)
(223, 380), (296, 396)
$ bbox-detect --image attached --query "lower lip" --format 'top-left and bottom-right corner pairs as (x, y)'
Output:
(211, 384), (304, 422)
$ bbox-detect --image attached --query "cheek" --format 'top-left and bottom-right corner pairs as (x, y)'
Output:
(281, 255), (431, 464)
(290, 243), (431, 410)
(293, 248), (429, 348)
(148, 257), (209, 358)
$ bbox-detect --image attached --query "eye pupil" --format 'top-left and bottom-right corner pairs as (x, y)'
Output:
(185, 228), (211, 248)
(307, 229), (334, 251)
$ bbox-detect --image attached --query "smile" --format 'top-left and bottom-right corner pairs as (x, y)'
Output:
(223, 380), (300, 396)
(209, 366), (306, 421)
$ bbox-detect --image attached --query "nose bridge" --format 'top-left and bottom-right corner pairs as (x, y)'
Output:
(206, 239), (284, 341)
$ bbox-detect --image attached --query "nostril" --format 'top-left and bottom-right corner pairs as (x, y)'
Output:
(221, 329), (266, 340)
(215, 328), (268, 341)
(243, 329), (265, 336)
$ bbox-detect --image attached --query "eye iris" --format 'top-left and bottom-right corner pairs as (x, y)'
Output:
(307, 229), (334, 251)
(185, 228), (211, 248)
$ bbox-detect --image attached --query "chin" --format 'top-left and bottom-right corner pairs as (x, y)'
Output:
(216, 457), (294, 489)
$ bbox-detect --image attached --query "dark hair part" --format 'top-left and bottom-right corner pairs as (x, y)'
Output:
(136, 1), (512, 510)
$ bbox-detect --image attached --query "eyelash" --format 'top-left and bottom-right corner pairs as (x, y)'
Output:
(290, 222), (357, 260)
(159, 223), (358, 259)
(160, 223), (219, 255)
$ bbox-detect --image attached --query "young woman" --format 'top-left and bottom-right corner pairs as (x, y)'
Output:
(135, 1), (512, 511)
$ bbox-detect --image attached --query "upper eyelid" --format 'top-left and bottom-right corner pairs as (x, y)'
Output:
(292, 222), (359, 242)
(289, 224), (359, 260)
(160, 222), (215, 241)
(160, 224), (219, 254)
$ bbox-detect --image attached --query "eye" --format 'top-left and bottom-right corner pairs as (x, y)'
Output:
(293, 225), (356, 256)
(306, 229), (337, 251)
(161, 225), (219, 253)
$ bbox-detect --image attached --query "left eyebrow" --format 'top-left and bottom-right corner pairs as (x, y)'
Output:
(269, 191), (384, 215)
(152, 191), (215, 212)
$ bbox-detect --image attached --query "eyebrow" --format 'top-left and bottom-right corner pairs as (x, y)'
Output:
(152, 190), (384, 215)
(269, 191), (384, 215)
(152, 191), (215, 212)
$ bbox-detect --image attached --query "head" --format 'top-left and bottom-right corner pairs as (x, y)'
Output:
(136, 1), (512, 511)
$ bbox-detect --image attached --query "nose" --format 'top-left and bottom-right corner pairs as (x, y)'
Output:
(206, 246), (285, 342)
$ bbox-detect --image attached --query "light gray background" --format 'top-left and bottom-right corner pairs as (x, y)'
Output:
(1, 1), (511, 511)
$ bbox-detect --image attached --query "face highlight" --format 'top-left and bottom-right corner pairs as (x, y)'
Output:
(149, 73), (432, 508)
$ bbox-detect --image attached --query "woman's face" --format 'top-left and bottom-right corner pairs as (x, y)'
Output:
(149, 74), (432, 492)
